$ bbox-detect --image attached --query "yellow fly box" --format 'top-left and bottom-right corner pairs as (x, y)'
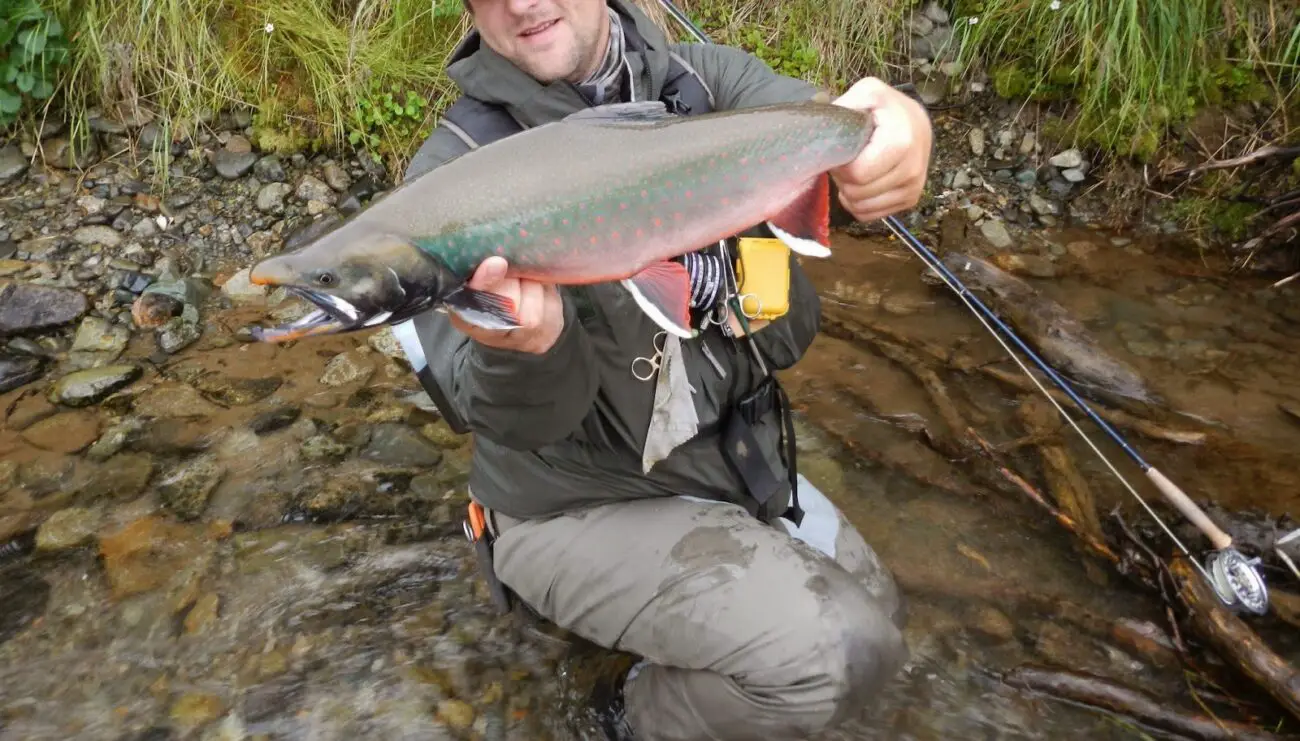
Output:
(733, 237), (791, 321)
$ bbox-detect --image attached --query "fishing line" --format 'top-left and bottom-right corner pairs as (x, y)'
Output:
(655, 0), (1269, 615)
(880, 219), (1209, 576)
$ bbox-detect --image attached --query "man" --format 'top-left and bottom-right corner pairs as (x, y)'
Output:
(398, 0), (933, 738)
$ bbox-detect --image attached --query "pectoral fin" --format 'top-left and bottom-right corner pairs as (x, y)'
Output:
(622, 260), (694, 338)
(442, 286), (521, 331)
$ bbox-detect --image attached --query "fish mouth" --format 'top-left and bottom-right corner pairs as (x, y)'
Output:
(249, 287), (363, 343)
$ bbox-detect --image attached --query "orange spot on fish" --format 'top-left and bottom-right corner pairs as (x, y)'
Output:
(553, 238), (562, 246)
(779, 154), (787, 162)
(673, 212), (683, 220)
(519, 229), (528, 238)
(596, 216), (603, 224)
(685, 190), (693, 198)
(721, 197), (729, 206)
(563, 218), (569, 225)
(611, 231), (620, 239)
(620, 202), (628, 210)
(641, 190), (648, 198)
(590, 236), (598, 244)
(635, 228), (644, 237)
(496, 246), (505, 254)
(739, 157), (748, 165)
(653, 218), (662, 227)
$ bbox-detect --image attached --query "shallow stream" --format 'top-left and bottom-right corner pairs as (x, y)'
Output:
(3, 221), (1300, 740)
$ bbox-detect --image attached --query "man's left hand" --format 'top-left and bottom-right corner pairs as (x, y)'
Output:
(827, 77), (933, 223)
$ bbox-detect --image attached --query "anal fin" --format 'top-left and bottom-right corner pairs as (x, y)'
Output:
(622, 261), (694, 338)
(442, 286), (521, 331)
(766, 172), (832, 258)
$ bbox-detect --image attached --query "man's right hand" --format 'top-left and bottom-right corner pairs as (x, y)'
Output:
(449, 256), (565, 354)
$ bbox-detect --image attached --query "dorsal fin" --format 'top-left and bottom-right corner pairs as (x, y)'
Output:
(561, 101), (674, 126)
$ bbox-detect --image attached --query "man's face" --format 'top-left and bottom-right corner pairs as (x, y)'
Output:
(466, 0), (611, 84)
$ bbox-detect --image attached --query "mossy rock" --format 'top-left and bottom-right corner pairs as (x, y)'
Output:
(992, 63), (1033, 99)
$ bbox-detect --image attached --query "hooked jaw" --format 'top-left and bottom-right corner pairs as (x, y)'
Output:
(247, 257), (362, 343)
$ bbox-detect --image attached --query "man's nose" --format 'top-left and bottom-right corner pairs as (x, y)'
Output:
(505, 0), (542, 16)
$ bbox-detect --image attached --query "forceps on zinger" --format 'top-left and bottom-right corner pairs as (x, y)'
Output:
(631, 331), (668, 381)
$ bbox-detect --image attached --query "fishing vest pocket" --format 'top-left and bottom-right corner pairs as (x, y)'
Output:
(734, 237), (792, 321)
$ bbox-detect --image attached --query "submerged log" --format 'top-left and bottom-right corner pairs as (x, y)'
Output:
(1171, 557), (1300, 723)
(970, 428), (1121, 567)
(1015, 396), (1108, 548)
(980, 365), (1208, 445)
(1003, 665), (1287, 741)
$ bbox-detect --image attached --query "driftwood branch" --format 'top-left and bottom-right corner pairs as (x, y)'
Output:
(1171, 557), (1300, 723)
(1003, 665), (1289, 741)
(1165, 145), (1300, 179)
(969, 428), (1121, 565)
(1015, 395), (1108, 547)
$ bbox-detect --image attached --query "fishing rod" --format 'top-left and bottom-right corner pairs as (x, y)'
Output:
(654, 0), (1270, 615)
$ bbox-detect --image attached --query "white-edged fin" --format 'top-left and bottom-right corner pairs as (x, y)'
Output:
(621, 261), (695, 339)
(442, 286), (522, 331)
(562, 101), (674, 126)
(767, 221), (832, 257)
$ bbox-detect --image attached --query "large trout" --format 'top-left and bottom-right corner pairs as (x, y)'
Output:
(247, 99), (873, 341)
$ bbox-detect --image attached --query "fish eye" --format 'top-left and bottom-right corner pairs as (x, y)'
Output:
(315, 271), (337, 287)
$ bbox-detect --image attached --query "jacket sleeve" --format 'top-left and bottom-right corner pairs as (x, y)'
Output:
(673, 43), (827, 370)
(401, 125), (601, 450)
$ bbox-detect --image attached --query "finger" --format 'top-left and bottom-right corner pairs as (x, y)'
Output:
(840, 190), (916, 222)
(834, 159), (912, 204)
(468, 257), (509, 291)
(517, 280), (544, 328)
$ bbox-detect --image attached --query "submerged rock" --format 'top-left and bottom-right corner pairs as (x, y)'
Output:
(0, 351), (45, 393)
(48, 364), (142, 407)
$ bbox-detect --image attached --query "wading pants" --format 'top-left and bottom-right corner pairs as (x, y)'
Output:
(482, 476), (909, 741)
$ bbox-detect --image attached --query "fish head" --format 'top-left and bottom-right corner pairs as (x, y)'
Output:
(247, 228), (457, 342)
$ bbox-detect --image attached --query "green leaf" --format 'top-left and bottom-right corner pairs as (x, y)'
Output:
(0, 20), (13, 46)
(15, 70), (33, 93)
(44, 16), (62, 37)
(19, 27), (46, 56)
(1, 63), (15, 84)
(30, 77), (52, 99)
(0, 88), (21, 114)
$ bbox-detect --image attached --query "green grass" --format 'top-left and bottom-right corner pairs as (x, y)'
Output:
(948, 0), (1300, 160)
(4, 0), (1298, 179)
(30, 0), (470, 174)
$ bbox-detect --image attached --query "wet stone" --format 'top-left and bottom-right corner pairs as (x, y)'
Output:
(979, 219), (1013, 249)
(0, 144), (29, 185)
(20, 410), (101, 453)
(82, 452), (155, 501)
(0, 351), (45, 393)
(969, 605), (1015, 642)
(251, 406), (302, 435)
(70, 315), (130, 356)
(157, 315), (202, 354)
(213, 150), (258, 180)
(362, 424), (444, 467)
(0, 282), (88, 335)
(194, 372), (282, 406)
(133, 382), (221, 418)
(157, 456), (224, 520)
(133, 417), (219, 456)
(296, 174), (334, 203)
(256, 182), (292, 213)
(323, 162), (351, 192)
(320, 352), (374, 387)
(86, 419), (144, 461)
(1049, 148), (1084, 169)
(35, 506), (100, 551)
(48, 364), (142, 407)
(302, 434), (350, 463)
(253, 155), (286, 182)
(991, 253), (1058, 279)
(0, 569), (49, 645)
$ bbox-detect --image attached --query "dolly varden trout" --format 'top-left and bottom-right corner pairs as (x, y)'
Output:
(247, 99), (874, 341)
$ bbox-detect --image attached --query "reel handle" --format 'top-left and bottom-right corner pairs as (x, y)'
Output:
(1146, 467), (1233, 551)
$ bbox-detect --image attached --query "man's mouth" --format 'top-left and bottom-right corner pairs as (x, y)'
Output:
(249, 286), (361, 343)
(519, 18), (559, 38)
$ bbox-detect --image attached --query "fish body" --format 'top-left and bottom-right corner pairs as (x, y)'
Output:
(941, 252), (1157, 404)
(247, 99), (873, 341)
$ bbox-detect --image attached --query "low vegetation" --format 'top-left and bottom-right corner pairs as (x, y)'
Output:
(0, 0), (1297, 188)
